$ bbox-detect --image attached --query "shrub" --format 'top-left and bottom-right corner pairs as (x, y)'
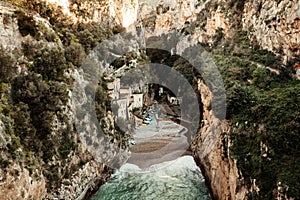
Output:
(2, 0), (25, 7)
(0, 46), (17, 82)
(65, 41), (86, 67)
(207, 24), (300, 198)
(7, 135), (21, 159)
(30, 45), (68, 81)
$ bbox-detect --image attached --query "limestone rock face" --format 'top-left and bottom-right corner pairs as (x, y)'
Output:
(191, 80), (249, 200)
(242, 0), (300, 62)
(26, 0), (300, 60)
(141, 0), (300, 60)
(0, 163), (46, 200)
(139, 0), (200, 35)
(0, 2), (113, 199)
(1, 0), (299, 200)
(42, 0), (139, 27)
(0, 4), (23, 50)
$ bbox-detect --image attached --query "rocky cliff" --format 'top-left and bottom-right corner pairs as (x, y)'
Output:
(139, 0), (300, 61)
(138, 0), (299, 199)
(0, 1), (118, 199)
(243, 0), (300, 63)
(191, 80), (249, 200)
(189, 1), (298, 199)
(38, 0), (138, 27)
(0, 0), (299, 199)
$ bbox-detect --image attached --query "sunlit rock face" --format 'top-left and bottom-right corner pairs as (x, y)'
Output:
(139, 0), (200, 35)
(43, 0), (138, 28)
(243, 0), (300, 63)
(206, 11), (229, 36)
(140, 0), (300, 61)
(41, 0), (300, 62)
(0, 6), (23, 50)
(191, 80), (250, 200)
(0, 164), (46, 200)
(46, 0), (70, 14)
(114, 0), (139, 28)
(5, 0), (298, 65)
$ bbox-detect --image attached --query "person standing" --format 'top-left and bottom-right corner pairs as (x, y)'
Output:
(153, 100), (159, 131)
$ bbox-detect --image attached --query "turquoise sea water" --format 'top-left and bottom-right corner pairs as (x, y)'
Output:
(90, 156), (211, 200)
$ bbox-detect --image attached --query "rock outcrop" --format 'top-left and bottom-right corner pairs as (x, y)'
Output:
(0, 2), (114, 199)
(140, 0), (300, 61)
(41, 0), (300, 61)
(42, 0), (139, 27)
(1, 0), (299, 199)
(138, 1), (299, 199)
(0, 163), (46, 200)
(191, 80), (249, 200)
(0, 4), (23, 50)
(242, 0), (300, 63)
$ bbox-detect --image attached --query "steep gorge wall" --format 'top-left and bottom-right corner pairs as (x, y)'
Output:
(191, 80), (254, 200)
(1, 0), (299, 199)
(36, 0), (300, 61)
(141, 0), (300, 61)
(42, 0), (138, 27)
(139, 0), (299, 199)
(0, 2), (115, 199)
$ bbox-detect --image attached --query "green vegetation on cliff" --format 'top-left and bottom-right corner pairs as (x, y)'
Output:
(208, 28), (300, 199)
(0, 1), (124, 193)
(1, 0), (299, 199)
